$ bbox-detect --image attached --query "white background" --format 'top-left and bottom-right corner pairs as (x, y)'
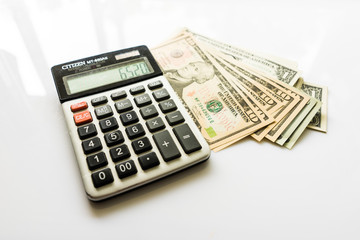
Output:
(1, 0), (360, 239)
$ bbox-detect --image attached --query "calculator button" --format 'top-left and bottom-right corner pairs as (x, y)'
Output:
(148, 80), (163, 90)
(116, 160), (137, 179)
(159, 99), (177, 113)
(73, 110), (92, 126)
(134, 93), (152, 107)
(120, 111), (139, 126)
(152, 89), (170, 102)
(130, 85), (145, 95)
(104, 130), (124, 147)
(153, 130), (181, 162)
(173, 124), (202, 154)
(99, 117), (119, 132)
(138, 152), (160, 170)
(91, 168), (114, 188)
(95, 105), (113, 119)
(131, 137), (152, 154)
(77, 123), (97, 140)
(91, 96), (108, 106)
(82, 137), (102, 154)
(125, 123), (145, 140)
(115, 99), (133, 113)
(86, 152), (108, 170)
(140, 105), (158, 119)
(146, 117), (165, 132)
(109, 144), (131, 162)
(111, 90), (127, 100)
(70, 101), (88, 112)
(165, 111), (185, 126)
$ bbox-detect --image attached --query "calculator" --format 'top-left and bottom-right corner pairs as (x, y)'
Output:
(51, 46), (211, 201)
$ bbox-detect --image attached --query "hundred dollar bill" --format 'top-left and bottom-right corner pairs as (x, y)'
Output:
(301, 82), (328, 132)
(180, 28), (301, 86)
(284, 99), (322, 149)
(151, 35), (273, 149)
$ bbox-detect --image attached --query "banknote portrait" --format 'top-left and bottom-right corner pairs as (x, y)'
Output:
(164, 61), (215, 96)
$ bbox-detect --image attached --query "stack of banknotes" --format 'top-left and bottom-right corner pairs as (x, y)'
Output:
(151, 28), (328, 151)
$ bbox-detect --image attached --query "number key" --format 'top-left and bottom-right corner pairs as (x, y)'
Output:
(99, 117), (119, 132)
(77, 123), (97, 140)
(82, 137), (102, 154)
(109, 144), (131, 162)
(86, 152), (108, 170)
(120, 110), (139, 126)
(104, 130), (124, 147)
(131, 137), (152, 154)
(125, 123), (145, 139)
(91, 168), (114, 188)
(116, 160), (137, 179)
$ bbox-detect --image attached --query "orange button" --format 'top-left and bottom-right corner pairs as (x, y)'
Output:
(70, 101), (88, 112)
(73, 110), (92, 126)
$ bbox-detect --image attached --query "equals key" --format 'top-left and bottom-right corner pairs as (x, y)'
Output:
(173, 124), (202, 154)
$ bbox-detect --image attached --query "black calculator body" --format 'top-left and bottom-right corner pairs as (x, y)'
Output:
(51, 46), (211, 201)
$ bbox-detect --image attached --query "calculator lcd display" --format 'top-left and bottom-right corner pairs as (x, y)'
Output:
(63, 58), (153, 95)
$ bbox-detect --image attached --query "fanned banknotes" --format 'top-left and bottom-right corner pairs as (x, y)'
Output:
(151, 29), (328, 151)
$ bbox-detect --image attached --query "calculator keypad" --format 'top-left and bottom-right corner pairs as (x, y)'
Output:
(67, 77), (209, 196)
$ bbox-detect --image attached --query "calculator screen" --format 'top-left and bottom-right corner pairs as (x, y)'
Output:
(63, 57), (154, 95)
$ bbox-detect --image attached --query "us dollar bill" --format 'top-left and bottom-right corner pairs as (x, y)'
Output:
(275, 97), (317, 146)
(208, 50), (311, 142)
(180, 28), (301, 86)
(151, 35), (273, 149)
(284, 99), (322, 149)
(301, 82), (328, 132)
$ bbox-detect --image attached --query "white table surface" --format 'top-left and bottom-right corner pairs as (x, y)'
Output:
(1, 0), (360, 239)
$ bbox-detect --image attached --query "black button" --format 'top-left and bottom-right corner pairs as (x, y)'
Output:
(91, 168), (114, 188)
(131, 137), (152, 154)
(104, 130), (124, 147)
(116, 160), (137, 179)
(134, 93), (152, 107)
(125, 123), (145, 140)
(99, 117), (119, 132)
(77, 123), (97, 140)
(115, 99), (133, 113)
(165, 111), (185, 126)
(95, 105), (113, 119)
(140, 105), (158, 119)
(86, 152), (108, 170)
(91, 96), (108, 106)
(111, 90), (127, 100)
(130, 85), (145, 95)
(109, 144), (131, 162)
(146, 116), (165, 132)
(82, 137), (102, 154)
(173, 124), (202, 154)
(153, 130), (181, 161)
(148, 80), (163, 90)
(159, 99), (177, 113)
(152, 89), (170, 102)
(138, 152), (160, 170)
(120, 110), (139, 126)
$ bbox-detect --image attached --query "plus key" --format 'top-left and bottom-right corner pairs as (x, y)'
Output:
(153, 130), (181, 162)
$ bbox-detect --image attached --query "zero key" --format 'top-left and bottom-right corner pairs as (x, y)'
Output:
(173, 124), (202, 154)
